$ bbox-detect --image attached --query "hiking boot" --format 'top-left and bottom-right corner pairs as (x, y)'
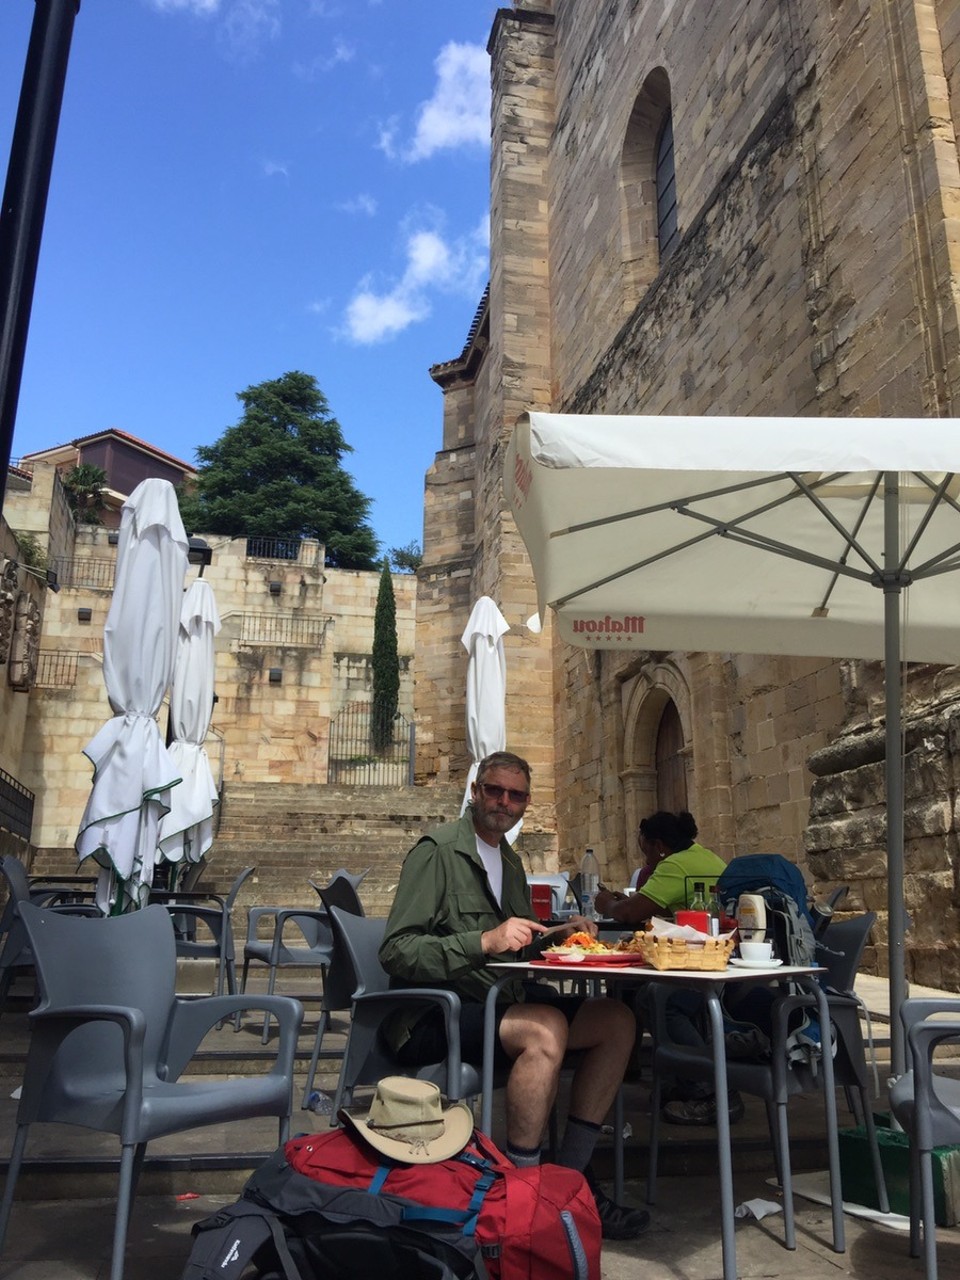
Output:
(660, 1092), (745, 1127)
(583, 1167), (650, 1240)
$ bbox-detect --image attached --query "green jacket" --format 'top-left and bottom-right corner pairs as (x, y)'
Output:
(378, 813), (537, 1050)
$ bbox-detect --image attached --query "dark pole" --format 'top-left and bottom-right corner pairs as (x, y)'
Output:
(0, 0), (80, 509)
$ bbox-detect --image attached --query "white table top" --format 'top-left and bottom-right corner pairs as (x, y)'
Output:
(490, 960), (822, 982)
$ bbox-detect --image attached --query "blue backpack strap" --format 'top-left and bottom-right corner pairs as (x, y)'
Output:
(398, 1153), (500, 1238)
(367, 1166), (391, 1195)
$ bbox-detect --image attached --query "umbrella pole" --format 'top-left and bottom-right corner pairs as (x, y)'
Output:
(884, 472), (907, 1078)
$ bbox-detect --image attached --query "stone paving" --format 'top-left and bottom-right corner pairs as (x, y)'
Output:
(0, 975), (957, 1278)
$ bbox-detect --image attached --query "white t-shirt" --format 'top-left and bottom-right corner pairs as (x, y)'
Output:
(475, 836), (504, 905)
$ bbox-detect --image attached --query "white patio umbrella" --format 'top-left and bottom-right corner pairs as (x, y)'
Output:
(76, 478), (188, 913)
(505, 410), (960, 1075)
(157, 578), (222, 875)
(459, 596), (522, 841)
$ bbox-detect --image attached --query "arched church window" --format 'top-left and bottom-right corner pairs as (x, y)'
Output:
(619, 68), (676, 307)
(655, 111), (678, 261)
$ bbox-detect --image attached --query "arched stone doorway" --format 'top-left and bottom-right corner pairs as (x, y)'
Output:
(619, 660), (693, 882)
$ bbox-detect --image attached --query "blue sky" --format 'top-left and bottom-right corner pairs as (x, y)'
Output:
(1, 0), (499, 556)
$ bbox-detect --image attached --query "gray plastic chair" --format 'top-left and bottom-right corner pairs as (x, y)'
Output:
(310, 866), (369, 909)
(151, 865), (255, 998)
(0, 855), (100, 1024)
(240, 899), (333, 1042)
(0, 902), (303, 1280)
(301, 875), (368, 1108)
(326, 905), (484, 1117)
(889, 997), (960, 1280)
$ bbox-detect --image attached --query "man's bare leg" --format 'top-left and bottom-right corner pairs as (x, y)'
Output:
(497, 1002), (568, 1148)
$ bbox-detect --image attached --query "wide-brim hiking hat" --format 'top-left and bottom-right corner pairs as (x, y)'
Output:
(339, 1076), (474, 1164)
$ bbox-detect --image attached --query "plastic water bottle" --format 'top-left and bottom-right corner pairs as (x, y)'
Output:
(580, 847), (601, 920)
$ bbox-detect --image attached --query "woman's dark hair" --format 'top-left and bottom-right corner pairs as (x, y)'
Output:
(638, 810), (698, 853)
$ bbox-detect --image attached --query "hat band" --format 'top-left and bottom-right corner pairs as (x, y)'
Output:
(367, 1117), (445, 1134)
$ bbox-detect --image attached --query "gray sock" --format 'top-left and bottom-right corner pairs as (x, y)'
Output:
(556, 1115), (601, 1172)
(506, 1142), (541, 1168)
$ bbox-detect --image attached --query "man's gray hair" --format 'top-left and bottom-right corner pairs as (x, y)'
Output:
(475, 752), (531, 788)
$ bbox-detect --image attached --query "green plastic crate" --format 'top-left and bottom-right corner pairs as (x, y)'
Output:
(839, 1118), (960, 1225)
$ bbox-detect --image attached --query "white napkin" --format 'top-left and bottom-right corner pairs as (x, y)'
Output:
(734, 1198), (782, 1220)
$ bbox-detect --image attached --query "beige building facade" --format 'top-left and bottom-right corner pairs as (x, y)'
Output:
(418, 1), (960, 986)
(2, 454), (415, 866)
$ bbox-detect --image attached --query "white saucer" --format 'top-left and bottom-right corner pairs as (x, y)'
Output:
(729, 956), (783, 969)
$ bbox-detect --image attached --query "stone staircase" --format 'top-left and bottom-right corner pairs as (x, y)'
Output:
(206, 780), (464, 915)
(26, 780), (465, 917)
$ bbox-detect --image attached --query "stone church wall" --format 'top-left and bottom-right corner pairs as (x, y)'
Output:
(422, 2), (960, 981)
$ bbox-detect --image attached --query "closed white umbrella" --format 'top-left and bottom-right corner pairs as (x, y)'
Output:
(460, 597), (521, 840)
(76, 478), (188, 913)
(505, 410), (960, 1074)
(158, 578), (221, 872)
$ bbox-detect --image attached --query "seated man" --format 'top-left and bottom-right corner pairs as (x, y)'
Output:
(378, 750), (647, 1241)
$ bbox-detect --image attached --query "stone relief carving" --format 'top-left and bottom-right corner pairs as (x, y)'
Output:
(0, 558), (18, 665)
(8, 590), (41, 691)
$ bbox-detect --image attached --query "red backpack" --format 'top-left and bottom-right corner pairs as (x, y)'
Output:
(284, 1126), (601, 1280)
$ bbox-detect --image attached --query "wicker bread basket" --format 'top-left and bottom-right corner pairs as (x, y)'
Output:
(637, 934), (735, 971)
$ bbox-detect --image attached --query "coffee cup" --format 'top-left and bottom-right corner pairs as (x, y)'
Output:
(739, 939), (773, 963)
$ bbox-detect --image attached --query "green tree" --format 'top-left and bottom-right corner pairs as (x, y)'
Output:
(389, 540), (422, 573)
(62, 463), (107, 525)
(178, 371), (379, 569)
(371, 558), (400, 753)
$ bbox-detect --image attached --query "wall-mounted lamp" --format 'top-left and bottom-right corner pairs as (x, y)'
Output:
(107, 531), (119, 546)
(268, 580), (282, 596)
(187, 536), (213, 575)
(268, 668), (283, 684)
(77, 607), (92, 623)
(7, 560), (60, 593)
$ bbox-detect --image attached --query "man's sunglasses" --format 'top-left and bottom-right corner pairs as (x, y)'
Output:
(478, 782), (529, 804)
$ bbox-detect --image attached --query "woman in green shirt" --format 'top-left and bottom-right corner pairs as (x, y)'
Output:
(595, 810), (725, 925)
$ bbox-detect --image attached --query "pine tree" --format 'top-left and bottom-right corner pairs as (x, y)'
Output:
(178, 371), (379, 569)
(371, 559), (399, 753)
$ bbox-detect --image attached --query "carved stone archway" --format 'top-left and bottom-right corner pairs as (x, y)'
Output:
(619, 658), (693, 873)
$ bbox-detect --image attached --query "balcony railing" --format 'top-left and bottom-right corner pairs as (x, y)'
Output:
(0, 767), (34, 841)
(245, 536), (302, 562)
(35, 650), (80, 688)
(49, 556), (116, 591)
(239, 613), (330, 647)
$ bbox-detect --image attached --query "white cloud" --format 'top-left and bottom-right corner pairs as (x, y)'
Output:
(293, 36), (355, 80)
(218, 0), (281, 61)
(345, 289), (428, 344)
(150, 0), (280, 60)
(342, 215), (488, 344)
(338, 194), (378, 217)
(150, 0), (220, 13)
(376, 116), (400, 161)
(405, 42), (490, 162)
(262, 159), (289, 178)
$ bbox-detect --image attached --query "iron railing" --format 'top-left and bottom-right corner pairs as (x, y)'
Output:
(239, 613), (330, 648)
(50, 556), (116, 590)
(0, 768), (34, 841)
(35, 649), (81, 688)
(328, 701), (414, 786)
(245, 536), (302, 562)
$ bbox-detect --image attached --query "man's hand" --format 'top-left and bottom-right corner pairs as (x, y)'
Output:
(481, 917), (546, 954)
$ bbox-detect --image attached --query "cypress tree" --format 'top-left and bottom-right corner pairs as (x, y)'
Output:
(371, 559), (399, 753)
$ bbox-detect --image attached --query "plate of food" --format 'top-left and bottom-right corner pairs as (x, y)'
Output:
(538, 949), (644, 966)
(539, 932), (647, 965)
